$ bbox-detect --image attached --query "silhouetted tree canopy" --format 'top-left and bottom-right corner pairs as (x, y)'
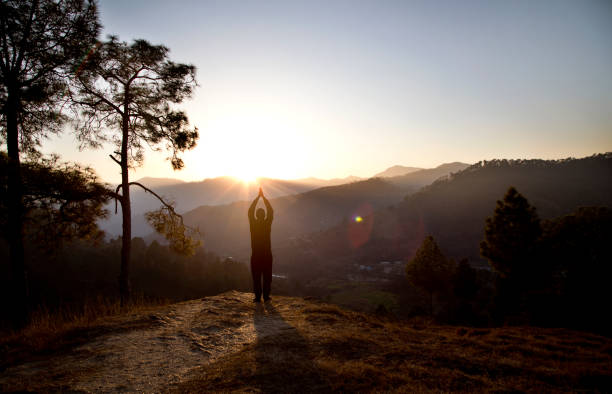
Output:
(0, 152), (110, 248)
(71, 36), (198, 169)
(480, 187), (541, 279)
(0, 0), (100, 327)
(0, 0), (100, 152)
(70, 36), (199, 303)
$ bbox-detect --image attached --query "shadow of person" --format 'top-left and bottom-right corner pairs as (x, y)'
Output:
(252, 301), (330, 392)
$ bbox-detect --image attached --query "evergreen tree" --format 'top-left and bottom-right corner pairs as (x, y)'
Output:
(406, 235), (455, 315)
(0, 0), (100, 326)
(71, 36), (199, 304)
(0, 152), (110, 249)
(480, 187), (542, 321)
(480, 187), (541, 279)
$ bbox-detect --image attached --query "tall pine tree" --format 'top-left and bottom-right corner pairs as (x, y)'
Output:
(481, 187), (542, 320)
(481, 187), (541, 279)
(0, 0), (100, 326)
(71, 37), (199, 304)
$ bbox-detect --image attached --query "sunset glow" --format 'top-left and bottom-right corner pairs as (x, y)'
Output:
(3, 1), (611, 391)
(37, 0), (612, 184)
(234, 173), (258, 184)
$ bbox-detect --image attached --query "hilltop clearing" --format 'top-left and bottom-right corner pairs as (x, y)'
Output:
(1, 291), (610, 392)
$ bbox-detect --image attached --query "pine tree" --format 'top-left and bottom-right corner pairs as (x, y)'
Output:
(406, 236), (455, 315)
(0, 152), (110, 249)
(71, 36), (199, 304)
(480, 187), (541, 279)
(480, 187), (542, 320)
(0, 0), (100, 326)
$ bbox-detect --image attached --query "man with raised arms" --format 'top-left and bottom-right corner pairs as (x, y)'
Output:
(248, 187), (274, 302)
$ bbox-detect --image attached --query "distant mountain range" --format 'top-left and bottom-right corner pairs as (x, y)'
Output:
(177, 162), (470, 258)
(385, 162), (469, 189)
(134, 177), (186, 188)
(293, 175), (363, 188)
(374, 165), (423, 178)
(100, 176), (334, 237)
(286, 153), (612, 278)
(100, 163), (469, 238)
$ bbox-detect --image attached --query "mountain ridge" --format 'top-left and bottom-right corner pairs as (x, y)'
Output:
(289, 153), (612, 279)
(374, 165), (423, 177)
(101, 163), (467, 238)
(180, 163), (469, 258)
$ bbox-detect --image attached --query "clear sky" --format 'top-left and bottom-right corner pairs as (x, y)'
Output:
(43, 0), (612, 183)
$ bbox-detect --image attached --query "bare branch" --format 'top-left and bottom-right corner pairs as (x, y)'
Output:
(128, 181), (182, 221)
(76, 76), (124, 114)
(109, 154), (121, 166)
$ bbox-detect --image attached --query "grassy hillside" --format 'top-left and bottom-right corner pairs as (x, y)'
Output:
(2, 292), (610, 392)
(175, 293), (611, 393)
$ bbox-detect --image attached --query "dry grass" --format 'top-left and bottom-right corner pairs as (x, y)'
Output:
(1, 293), (610, 392)
(0, 295), (169, 370)
(176, 295), (612, 393)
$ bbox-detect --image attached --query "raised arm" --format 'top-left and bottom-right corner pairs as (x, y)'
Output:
(248, 195), (260, 222)
(262, 195), (274, 224)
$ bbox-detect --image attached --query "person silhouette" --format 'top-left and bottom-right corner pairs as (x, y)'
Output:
(248, 187), (274, 302)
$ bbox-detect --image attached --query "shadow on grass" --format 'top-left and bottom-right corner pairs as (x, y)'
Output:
(253, 302), (331, 393)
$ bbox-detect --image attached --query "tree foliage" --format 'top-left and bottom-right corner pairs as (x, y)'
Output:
(71, 36), (198, 169)
(480, 187), (541, 278)
(406, 235), (455, 315)
(70, 36), (199, 302)
(0, 152), (110, 247)
(145, 206), (200, 256)
(0, 0), (100, 327)
(0, 0), (100, 152)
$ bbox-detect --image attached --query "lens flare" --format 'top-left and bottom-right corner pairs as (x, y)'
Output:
(348, 204), (374, 248)
(74, 41), (102, 78)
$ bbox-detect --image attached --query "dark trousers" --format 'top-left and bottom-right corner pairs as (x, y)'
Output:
(251, 255), (272, 300)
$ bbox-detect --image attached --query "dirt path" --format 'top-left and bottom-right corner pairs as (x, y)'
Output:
(0, 291), (286, 393)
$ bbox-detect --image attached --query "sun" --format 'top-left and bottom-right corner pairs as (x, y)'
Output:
(201, 109), (314, 183)
(236, 173), (258, 184)
(232, 166), (260, 184)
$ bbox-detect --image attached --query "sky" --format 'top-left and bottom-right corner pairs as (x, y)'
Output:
(43, 0), (612, 183)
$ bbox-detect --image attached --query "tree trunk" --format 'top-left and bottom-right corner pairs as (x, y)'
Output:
(118, 100), (131, 306)
(5, 88), (28, 327)
(119, 168), (131, 306)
